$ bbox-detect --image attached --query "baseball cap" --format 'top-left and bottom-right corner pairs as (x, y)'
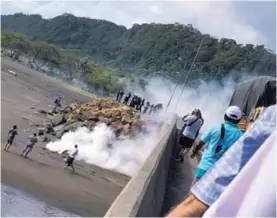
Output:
(225, 106), (242, 120)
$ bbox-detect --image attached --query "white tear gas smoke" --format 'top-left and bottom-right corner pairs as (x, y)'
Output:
(46, 115), (174, 177)
(46, 73), (257, 177)
(120, 73), (258, 131)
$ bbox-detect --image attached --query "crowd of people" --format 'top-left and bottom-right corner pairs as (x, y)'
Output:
(167, 104), (276, 217)
(3, 96), (78, 173)
(116, 89), (163, 115)
(3, 89), (163, 174)
(4, 86), (275, 216)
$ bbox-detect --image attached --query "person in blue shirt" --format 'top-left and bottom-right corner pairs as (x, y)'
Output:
(191, 105), (243, 181)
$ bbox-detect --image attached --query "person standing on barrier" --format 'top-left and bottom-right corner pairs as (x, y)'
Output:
(175, 109), (204, 163)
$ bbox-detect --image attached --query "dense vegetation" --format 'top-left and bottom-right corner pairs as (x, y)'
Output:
(1, 31), (147, 95)
(1, 13), (276, 82)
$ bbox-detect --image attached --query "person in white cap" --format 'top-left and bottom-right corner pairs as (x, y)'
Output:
(190, 105), (243, 184)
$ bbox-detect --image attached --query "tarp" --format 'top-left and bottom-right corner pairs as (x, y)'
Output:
(229, 76), (276, 117)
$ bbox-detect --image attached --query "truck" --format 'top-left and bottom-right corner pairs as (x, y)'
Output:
(229, 76), (276, 132)
(196, 76), (276, 162)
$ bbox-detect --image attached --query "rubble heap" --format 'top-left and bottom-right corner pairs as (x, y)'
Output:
(46, 98), (147, 139)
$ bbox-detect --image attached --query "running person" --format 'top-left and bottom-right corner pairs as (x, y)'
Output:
(175, 109), (204, 162)
(4, 125), (18, 152)
(22, 133), (38, 158)
(64, 144), (79, 172)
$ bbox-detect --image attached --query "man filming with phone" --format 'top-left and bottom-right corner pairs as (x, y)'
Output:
(175, 109), (204, 163)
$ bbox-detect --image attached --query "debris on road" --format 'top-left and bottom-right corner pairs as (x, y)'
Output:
(8, 70), (17, 76)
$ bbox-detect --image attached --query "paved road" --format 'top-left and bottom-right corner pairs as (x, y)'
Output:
(161, 156), (197, 215)
(160, 125), (198, 216)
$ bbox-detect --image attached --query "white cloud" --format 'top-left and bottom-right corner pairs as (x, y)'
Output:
(150, 5), (162, 15)
(1, 0), (268, 46)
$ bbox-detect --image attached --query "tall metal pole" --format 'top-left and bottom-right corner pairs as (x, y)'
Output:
(174, 38), (204, 111)
(165, 62), (187, 111)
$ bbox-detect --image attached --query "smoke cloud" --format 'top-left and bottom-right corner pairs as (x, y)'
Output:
(134, 73), (258, 131)
(46, 73), (257, 177)
(46, 115), (173, 177)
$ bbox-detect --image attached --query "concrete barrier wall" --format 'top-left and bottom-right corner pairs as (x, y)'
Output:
(105, 118), (177, 217)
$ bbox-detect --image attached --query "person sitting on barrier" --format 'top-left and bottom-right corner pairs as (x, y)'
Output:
(175, 109), (204, 163)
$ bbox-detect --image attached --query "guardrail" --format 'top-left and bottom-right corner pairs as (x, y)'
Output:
(105, 117), (177, 217)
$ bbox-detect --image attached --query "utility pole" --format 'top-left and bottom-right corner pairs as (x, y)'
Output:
(165, 60), (186, 111)
(174, 37), (204, 111)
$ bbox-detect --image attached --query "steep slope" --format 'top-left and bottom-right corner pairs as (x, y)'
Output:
(2, 13), (276, 80)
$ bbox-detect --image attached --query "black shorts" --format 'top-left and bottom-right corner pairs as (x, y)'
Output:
(7, 138), (14, 145)
(26, 145), (34, 151)
(179, 135), (195, 149)
(66, 157), (74, 166)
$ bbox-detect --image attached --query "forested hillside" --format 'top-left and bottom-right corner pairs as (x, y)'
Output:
(1, 31), (148, 96)
(2, 13), (276, 81)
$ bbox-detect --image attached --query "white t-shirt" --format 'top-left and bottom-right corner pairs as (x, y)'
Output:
(203, 131), (276, 217)
(182, 115), (203, 140)
(69, 147), (79, 159)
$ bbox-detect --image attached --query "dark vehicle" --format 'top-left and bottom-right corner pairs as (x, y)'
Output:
(196, 76), (276, 162)
(229, 76), (276, 132)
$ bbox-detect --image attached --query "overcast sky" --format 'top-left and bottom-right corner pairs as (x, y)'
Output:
(1, 1), (276, 50)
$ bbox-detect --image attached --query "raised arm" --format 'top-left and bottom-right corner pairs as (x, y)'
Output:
(181, 114), (189, 122)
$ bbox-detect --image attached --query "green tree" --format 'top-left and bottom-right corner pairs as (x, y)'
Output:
(60, 52), (80, 81)
(2, 13), (276, 81)
(28, 41), (61, 70)
(1, 31), (31, 60)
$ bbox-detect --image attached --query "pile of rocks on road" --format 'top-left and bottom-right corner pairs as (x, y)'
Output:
(38, 98), (151, 140)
